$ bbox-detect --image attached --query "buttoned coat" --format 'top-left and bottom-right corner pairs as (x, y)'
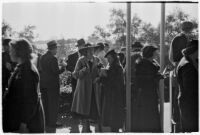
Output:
(71, 56), (101, 116)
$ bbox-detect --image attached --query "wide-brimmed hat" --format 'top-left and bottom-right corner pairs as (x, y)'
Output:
(105, 49), (117, 58)
(76, 38), (85, 47)
(182, 40), (198, 55)
(131, 42), (144, 49)
(142, 45), (158, 58)
(78, 43), (95, 53)
(94, 42), (105, 51)
(181, 21), (194, 32)
(47, 40), (57, 50)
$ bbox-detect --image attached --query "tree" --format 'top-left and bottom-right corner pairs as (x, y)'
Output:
(108, 8), (126, 46)
(2, 20), (12, 38)
(165, 8), (198, 45)
(18, 25), (38, 43)
(87, 25), (111, 44)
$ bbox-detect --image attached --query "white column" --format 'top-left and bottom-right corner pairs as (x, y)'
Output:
(160, 2), (165, 133)
(126, 2), (131, 132)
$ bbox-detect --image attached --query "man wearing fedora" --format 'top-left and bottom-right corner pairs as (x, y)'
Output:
(65, 38), (85, 106)
(40, 40), (66, 133)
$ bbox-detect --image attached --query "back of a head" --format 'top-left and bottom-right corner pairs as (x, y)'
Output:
(181, 21), (194, 33)
(10, 38), (33, 60)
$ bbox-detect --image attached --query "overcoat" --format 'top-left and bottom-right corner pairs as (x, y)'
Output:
(177, 49), (198, 132)
(71, 55), (101, 116)
(40, 51), (64, 128)
(134, 58), (161, 132)
(3, 61), (45, 133)
(100, 62), (125, 129)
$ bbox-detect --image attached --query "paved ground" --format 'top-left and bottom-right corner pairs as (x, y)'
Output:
(56, 102), (172, 133)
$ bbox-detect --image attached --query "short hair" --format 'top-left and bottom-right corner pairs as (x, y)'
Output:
(142, 45), (158, 58)
(9, 38), (33, 60)
(181, 21), (194, 33)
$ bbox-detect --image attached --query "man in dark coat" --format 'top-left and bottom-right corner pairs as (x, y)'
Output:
(40, 40), (66, 133)
(169, 21), (194, 65)
(2, 38), (16, 96)
(168, 21), (194, 132)
(177, 40), (198, 132)
(65, 39), (85, 103)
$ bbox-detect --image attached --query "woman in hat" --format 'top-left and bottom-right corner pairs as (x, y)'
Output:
(134, 45), (163, 132)
(99, 50), (125, 132)
(177, 40), (198, 132)
(3, 38), (45, 133)
(71, 43), (102, 132)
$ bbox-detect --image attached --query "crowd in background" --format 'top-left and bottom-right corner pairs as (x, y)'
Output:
(2, 20), (198, 133)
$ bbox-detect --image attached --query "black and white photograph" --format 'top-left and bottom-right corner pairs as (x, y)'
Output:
(1, 0), (199, 133)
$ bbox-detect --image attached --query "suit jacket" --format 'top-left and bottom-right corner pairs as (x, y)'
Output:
(40, 51), (64, 93)
(169, 33), (188, 63)
(3, 61), (44, 132)
(66, 52), (79, 72)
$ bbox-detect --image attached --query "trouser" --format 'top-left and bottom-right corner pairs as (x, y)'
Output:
(41, 88), (59, 132)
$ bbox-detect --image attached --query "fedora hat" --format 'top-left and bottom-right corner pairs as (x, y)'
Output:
(76, 38), (85, 47)
(47, 40), (57, 50)
(105, 49), (117, 58)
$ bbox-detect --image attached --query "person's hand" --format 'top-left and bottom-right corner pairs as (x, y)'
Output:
(6, 62), (12, 71)
(60, 61), (67, 67)
(81, 67), (87, 72)
(17, 123), (29, 133)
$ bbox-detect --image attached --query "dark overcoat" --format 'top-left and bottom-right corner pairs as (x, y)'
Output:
(3, 61), (45, 133)
(2, 51), (15, 94)
(101, 62), (125, 129)
(169, 33), (188, 63)
(40, 51), (64, 128)
(177, 52), (198, 132)
(134, 58), (161, 132)
(66, 52), (79, 97)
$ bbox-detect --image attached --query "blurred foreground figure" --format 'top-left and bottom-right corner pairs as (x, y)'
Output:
(2, 38), (16, 95)
(40, 40), (66, 133)
(177, 40), (198, 132)
(3, 39), (45, 133)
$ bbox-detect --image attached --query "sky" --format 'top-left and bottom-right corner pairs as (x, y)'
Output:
(2, 2), (199, 41)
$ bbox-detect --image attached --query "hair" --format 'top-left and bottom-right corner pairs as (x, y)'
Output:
(9, 38), (33, 60)
(181, 21), (194, 33)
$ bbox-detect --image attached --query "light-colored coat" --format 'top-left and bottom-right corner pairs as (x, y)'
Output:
(71, 55), (101, 116)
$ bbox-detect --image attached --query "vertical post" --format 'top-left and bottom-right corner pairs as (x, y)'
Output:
(126, 2), (131, 132)
(160, 2), (165, 133)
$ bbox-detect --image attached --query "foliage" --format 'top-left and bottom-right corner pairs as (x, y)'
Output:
(165, 8), (198, 45)
(18, 25), (38, 43)
(87, 25), (111, 44)
(2, 20), (12, 38)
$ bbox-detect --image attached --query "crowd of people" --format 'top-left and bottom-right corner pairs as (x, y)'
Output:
(2, 21), (198, 133)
